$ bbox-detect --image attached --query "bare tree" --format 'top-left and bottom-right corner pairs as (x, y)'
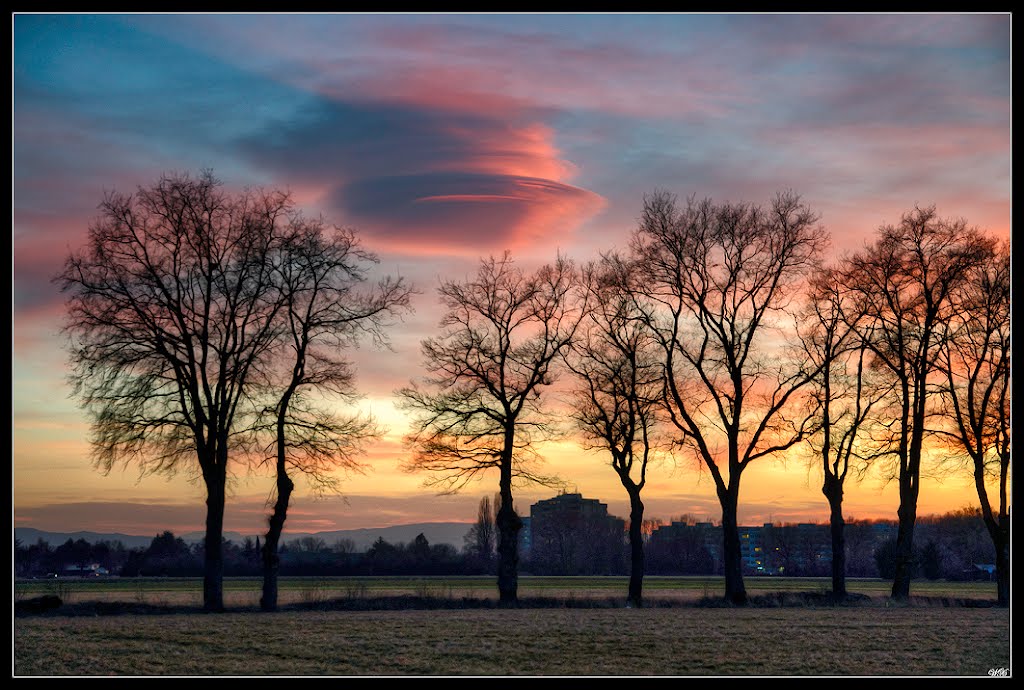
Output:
(564, 254), (666, 607)
(256, 222), (412, 612)
(798, 269), (890, 599)
(935, 242), (1009, 605)
(632, 190), (827, 604)
(838, 206), (993, 599)
(463, 494), (498, 572)
(58, 171), (290, 611)
(398, 252), (583, 604)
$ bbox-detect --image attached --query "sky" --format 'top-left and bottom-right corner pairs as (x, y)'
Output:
(13, 13), (1011, 537)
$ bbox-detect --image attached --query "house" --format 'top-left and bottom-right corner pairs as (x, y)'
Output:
(61, 563), (111, 577)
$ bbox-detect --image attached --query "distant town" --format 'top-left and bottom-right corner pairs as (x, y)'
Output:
(16, 492), (996, 583)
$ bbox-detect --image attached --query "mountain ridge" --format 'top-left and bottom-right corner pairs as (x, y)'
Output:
(15, 522), (473, 551)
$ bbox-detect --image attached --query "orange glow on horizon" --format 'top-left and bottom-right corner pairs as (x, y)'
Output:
(13, 13), (1009, 539)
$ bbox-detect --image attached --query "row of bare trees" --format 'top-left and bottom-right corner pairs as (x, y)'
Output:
(399, 192), (1009, 607)
(59, 171), (1008, 610)
(797, 208), (1009, 604)
(59, 171), (412, 611)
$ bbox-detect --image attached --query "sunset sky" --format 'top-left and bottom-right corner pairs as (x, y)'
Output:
(13, 13), (1010, 537)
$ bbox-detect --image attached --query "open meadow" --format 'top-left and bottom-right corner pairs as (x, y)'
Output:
(14, 574), (1001, 607)
(14, 576), (1010, 676)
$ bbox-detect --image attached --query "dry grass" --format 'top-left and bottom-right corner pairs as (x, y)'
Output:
(13, 575), (1001, 607)
(14, 607), (1008, 676)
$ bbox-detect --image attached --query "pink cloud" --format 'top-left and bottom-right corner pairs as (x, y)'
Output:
(360, 24), (746, 120)
(234, 84), (608, 257)
(141, 18), (747, 123)
(433, 122), (576, 181)
(735, 121), (1009, 252)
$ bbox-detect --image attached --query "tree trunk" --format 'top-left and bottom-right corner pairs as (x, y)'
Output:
(261, 467), (294, 612)
(496, 494), (522, 606)
(627, 491), (645, 608)
(262, 390), (298, 613)
(994, 525), (1009, 607)
(496, 428), (522, 605)
(975, 459), (1009, 608)
(892, 382), (925, 600)
(823, 474), (847, 600)
(720, 488), (747, 605)
(891, 480), (917, 600)
(203, 468), (226, 613)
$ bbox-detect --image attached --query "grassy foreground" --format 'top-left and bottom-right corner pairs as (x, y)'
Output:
(14, 607), (1009, 676)
(14, 575), (1001, 608)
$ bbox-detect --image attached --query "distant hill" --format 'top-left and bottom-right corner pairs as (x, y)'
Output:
(274, 523), (474, 551)
(15, 528), (159, 550)
(15, 522), (472, 552)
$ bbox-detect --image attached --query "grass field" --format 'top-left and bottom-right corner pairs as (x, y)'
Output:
(14, 607), (1010, 676)
(14, 575), (1002, 608)
(14, 577), (1009, 676)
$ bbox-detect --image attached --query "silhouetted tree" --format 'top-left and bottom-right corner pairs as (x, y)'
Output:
(920, 540), (943, 580)
(365, 536), (400, 574)
(463, 495), (498, 572)
(53, 538), (93, 572)
(424, 541), (462, 575)
(843, 520), (889, 577)
(632, 190), (827, 604)
(257, 222), (411, 611)
(564, 254), (666, 606)
(798, 269), (889, 597)
(760, 524), (829, 576)
(646, 521), (716, 575)
(241, 537), (260, 573)
(58, 171), (292, 611)
(282, 536), (347, 574)
(332, 538), (357, 555)
(141, 531), (198, 576)
(411, 533), (432, 564)
(839, 206), (993, 599)
(120, 548), (147, 577)
(399, 252), (583, 604)
(15, 539), (54, 578)
(917, 506), (995, 580)
(351, 536), (468, 576)
(935, 243), (1009, 605)
(292, 536), (328, 552)
(874, 537), (916, 580)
